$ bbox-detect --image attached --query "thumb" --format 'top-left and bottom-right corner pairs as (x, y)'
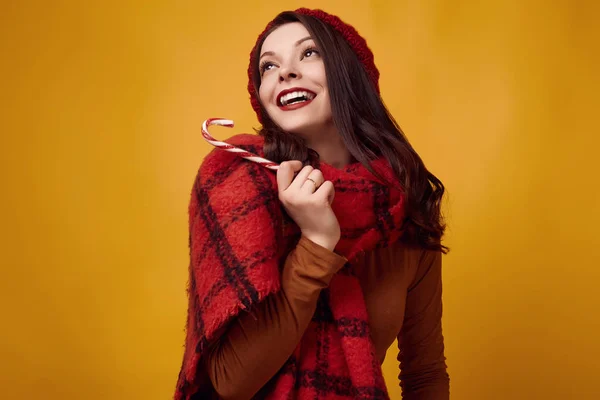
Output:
(287, 160), (303, 171)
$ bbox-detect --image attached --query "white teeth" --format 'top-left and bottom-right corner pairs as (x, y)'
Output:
(279, 90), (315, 106)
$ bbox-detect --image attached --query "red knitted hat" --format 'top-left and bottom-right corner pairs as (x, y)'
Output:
(247, 8), (380, 123)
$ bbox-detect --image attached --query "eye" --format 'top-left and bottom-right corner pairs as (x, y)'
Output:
(259, 61), (277, 75)
(302, 47), (319, 59)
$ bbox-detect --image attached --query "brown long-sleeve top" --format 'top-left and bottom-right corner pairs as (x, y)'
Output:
(199, 236), (449, 399)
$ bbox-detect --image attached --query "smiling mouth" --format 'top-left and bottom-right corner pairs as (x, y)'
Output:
(278, 90), (316, 107)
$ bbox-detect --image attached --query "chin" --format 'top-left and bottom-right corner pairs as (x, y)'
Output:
(280, 122), (321, 138)
(271, 113), (305, 130)
(273, 116), (329, 137)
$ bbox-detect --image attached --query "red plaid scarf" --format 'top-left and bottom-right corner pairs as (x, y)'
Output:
(175, 133), (406, 399)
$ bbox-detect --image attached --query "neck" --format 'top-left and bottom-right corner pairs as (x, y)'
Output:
(303, 127), (352, 169)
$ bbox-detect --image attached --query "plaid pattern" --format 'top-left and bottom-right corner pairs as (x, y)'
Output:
(175, 134), (406, 399)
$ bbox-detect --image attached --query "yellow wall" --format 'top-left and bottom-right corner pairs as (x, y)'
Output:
(1, 1), (598, 399)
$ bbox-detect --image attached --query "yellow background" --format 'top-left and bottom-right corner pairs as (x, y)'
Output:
(1, 0), (598, 399)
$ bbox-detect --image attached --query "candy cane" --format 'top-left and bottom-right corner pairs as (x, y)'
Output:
(201, 118), (280, 171)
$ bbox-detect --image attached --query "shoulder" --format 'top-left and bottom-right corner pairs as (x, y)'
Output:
(196, 133), (268, 181)
(355, 239), (422, 279)
(200, 133), (263, 169)
(385, 239), (423, 267)
(222, 133), (264, 148)
(193, 133), (276, 200)
(388, 239), (442, 265)
(386, 240), (442, 290)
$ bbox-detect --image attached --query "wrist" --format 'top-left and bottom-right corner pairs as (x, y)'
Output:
(302, 234), (339, 252)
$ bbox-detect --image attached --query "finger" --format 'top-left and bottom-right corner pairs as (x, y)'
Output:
(315, 180), (335, 204)
(277, 161), (302, 193)
(301, 169), (324, 193)
(309, 169), (324, 187)
(301, 178), (318, 193)
(288, 165), (314, 191)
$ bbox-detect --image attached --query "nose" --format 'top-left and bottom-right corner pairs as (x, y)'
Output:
(278, 64), (301, 82)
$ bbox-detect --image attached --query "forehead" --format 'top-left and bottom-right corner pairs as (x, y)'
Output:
(260, 22), (311, 53)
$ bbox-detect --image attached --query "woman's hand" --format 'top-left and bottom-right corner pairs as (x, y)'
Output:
(277, 161), (340, 251)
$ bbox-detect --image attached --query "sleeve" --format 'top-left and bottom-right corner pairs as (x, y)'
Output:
(397, 249), (450, 399)
(201, 235), (348, 400)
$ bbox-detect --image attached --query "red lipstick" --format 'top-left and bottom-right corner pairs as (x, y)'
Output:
(276, 87), (316, 111)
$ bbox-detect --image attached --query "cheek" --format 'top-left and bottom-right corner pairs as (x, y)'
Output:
(258, 76), (276, 105)
(258, 85), (267, 104)
(306, 64), (327, 87)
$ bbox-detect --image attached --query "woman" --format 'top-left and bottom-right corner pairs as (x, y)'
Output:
(175, 8), (449, 400)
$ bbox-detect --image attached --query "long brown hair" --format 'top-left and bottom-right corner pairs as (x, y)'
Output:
(250, 11), (448, 254)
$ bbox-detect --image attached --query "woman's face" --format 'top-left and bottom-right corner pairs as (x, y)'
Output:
(258, 22), (333, 139)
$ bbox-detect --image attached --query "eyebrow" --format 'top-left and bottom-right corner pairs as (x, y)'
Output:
(259, 36), (313, 60)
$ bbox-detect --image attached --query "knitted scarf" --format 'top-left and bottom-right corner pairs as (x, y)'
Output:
(175, 134), (406, 399)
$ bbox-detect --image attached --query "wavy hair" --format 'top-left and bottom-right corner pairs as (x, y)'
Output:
(250, 11), (448, 253)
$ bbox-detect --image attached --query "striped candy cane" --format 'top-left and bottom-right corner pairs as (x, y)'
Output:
(201, 118), (280, 171)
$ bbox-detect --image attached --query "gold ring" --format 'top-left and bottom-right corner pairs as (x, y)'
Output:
(306, 177), (317, 188)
